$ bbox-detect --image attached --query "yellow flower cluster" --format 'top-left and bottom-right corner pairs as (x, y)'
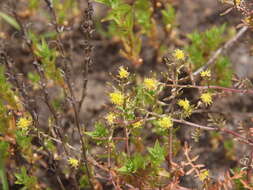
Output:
(118, 66), (129, 79)
(109, 91), (124, 106)
(198, 170), (209, 181)
(200, 70), (211, 78)
(106, 112), (117, 125)
(16, 117), (32, 130)
(158, 116), (173, 129)
(173, 49), (185, 61)
(68, 158), (79, 168)
(200, 93), (213, 105)
(144, 78), (158, 90)
(178, 99), (190, 111)
(235, 0), (241, 5)
(132, 120), (143, 128)
(178, 99), (192, 117)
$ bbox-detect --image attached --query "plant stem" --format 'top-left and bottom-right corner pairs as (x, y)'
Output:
(166, 84), (253, 95)
(0, 158), (9, 190)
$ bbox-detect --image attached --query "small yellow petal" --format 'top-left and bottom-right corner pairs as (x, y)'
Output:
(158, 116), (173, 129)
(16, 117), (32, 130)
(173, 49), (185, 61)
(144, 78), (158, 90)
(198, 170), (209, 181)
(68, 158), (79, 168)
(178, 99), (190, 111)
(132, 121), (143, 128)
(105, 112), (117, 124)
(200, 70), (211, 78)
(118, 66), (129, 79)
(200, 93), (213, 105)
(109, 91), (124, 106)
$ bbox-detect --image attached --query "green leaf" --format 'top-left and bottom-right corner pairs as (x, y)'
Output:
(215, 56), (232, 87)
(161, 4), (176, 26)
(85, 122), (109, 139)
(118, 154), (146, 174)
(28, 0), (40, 9)
(94, 0), (111, 6)
(0, 11), (20, 30)
(148, 140), (165, 166)
(134, 0), (152, 33)
(15, 167), (37, 190)
(94, 0), (121, 8)
(186, 25), (227, 69)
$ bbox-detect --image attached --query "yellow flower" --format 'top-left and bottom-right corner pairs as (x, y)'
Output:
(158, 116), (173, 129)
(173, 49), (185, 61)
(16, 117), (32, 130)
(118, 66), (129, 79)
(235, 0), (241, 5)
(198, 170), (209, 181)
(178, 99), (190, 111)
(244, 17), (251, 24)
(106, 112), (117, 125)
(144, 78), (158, 90)
(109, 91), (124, 106)
(200, 70), (211, 78)
(132, 120), (143, 128)
(68, 158), (79, 168)
(200, 93), (213, 105)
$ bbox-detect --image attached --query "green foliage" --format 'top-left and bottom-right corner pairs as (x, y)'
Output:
(85, 122), (109, 144)
(102, 2), (133, 36)
(15, 130), (33, 160)
(0, 12), (20, 30)
(28, 32), (63, 84)
(161, 4), (176, 27)
(44, 139), (56, 153)
(28, 0), (40, 10)
(0, 66), (17, 133)
(187, 24), (227, 68)
(15, 167), (38, 190)
(118, 153), (146, 174)
(215, 56), (232, 87)
(28, 72), (40, 90)
(186, 25), (233, 86)
(0, 101), (9, 133)
(0, 141), (9, 159)
(95, 0), (122, 8)
(147, 140), (165, 166)
(0, 66), (17, 108)
(52, 0), (76, 24)
(224, 139), (235, 159)
(0, 142), (9, 190)
(0, 0), (251, 189)
(133, 0), (152, 34)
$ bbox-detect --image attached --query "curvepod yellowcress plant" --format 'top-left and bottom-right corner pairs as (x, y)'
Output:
(173, 49), (185, 61)
(109, 91), (125, 106)
(68, 158), (79, 168)
(200, 92), (213, 105)
(143, 78), (158, 90)
(118, 66), (130, 79)
(16, 117), (33, 130)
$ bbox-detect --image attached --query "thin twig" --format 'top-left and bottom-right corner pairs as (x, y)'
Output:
(42, 1), (94, 189)
(172, 119), (217, 131)
(173, 119), (253, 146)
(165, 84), (253, 94)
